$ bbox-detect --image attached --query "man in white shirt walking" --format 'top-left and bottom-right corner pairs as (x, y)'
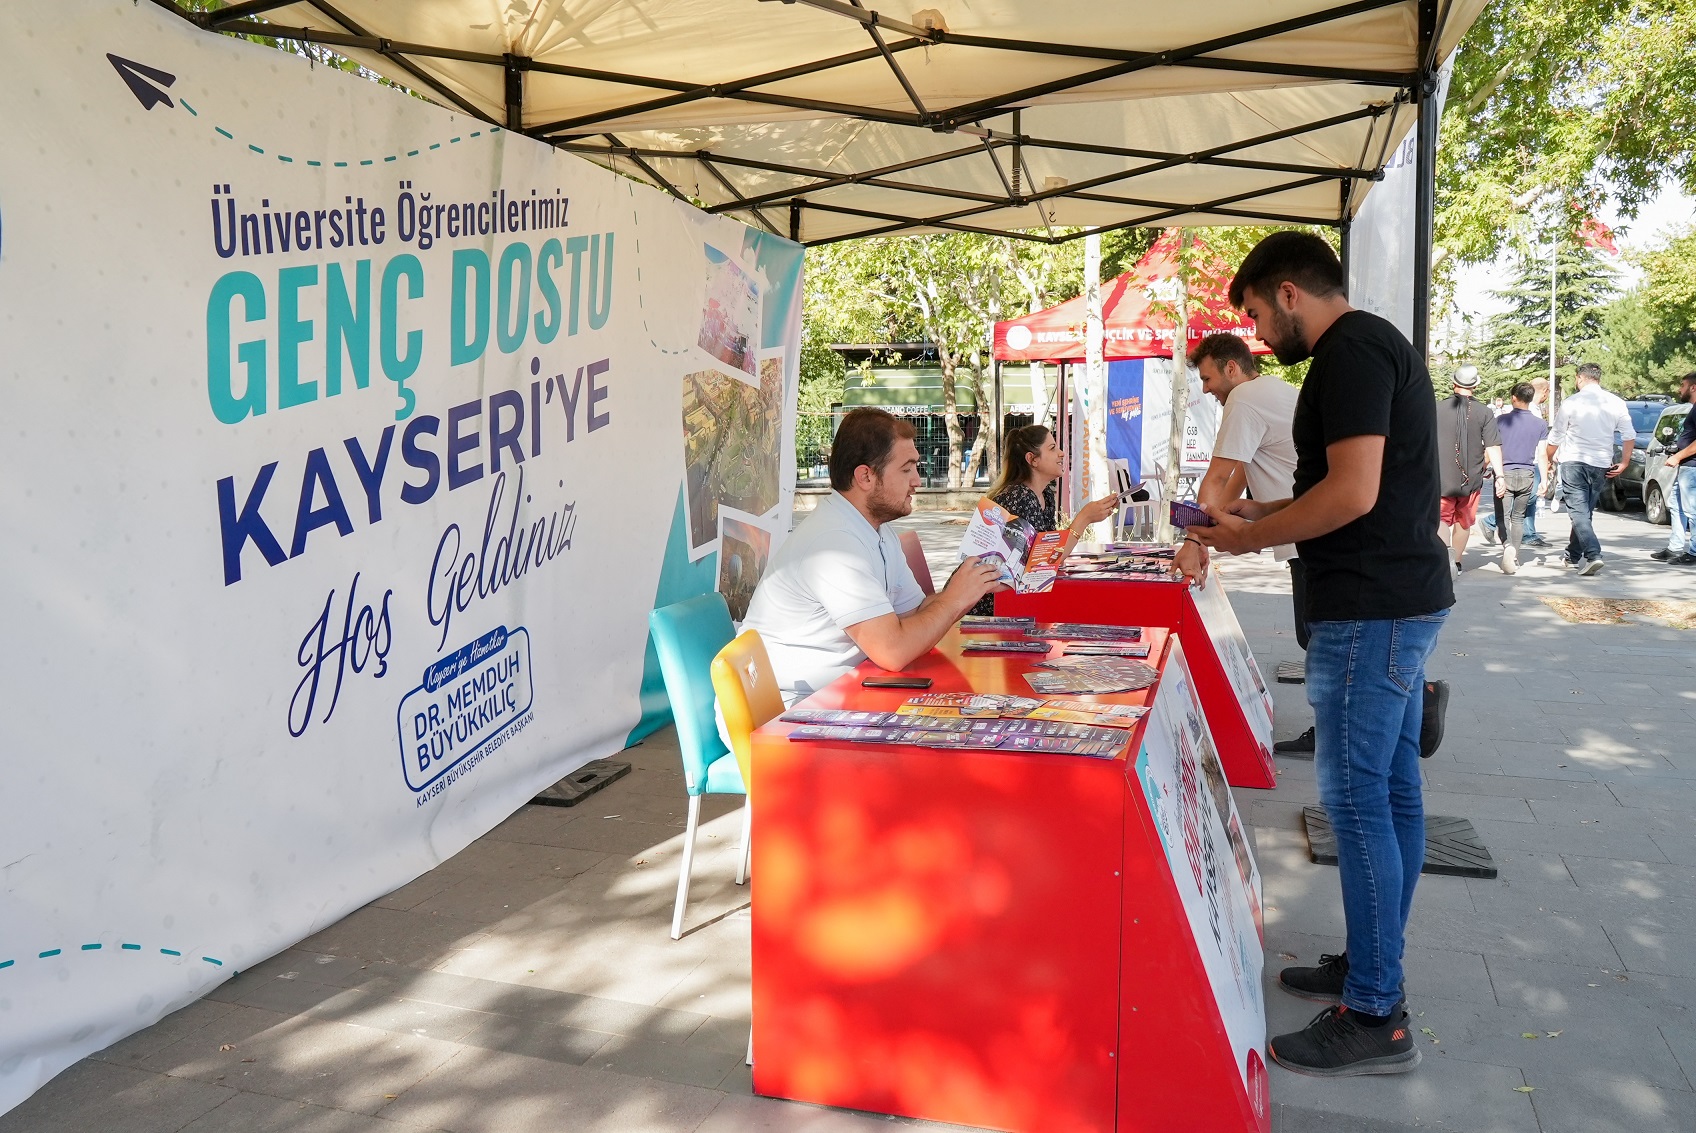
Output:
(1543, 363), (1634, 576)
(741, 408), (1003, 703)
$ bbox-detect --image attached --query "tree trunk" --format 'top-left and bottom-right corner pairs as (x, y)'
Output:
(939, 351), (964, 489)
(964, 359), (991, 486)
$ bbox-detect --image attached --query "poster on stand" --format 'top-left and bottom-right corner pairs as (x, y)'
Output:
(1187, 569), (1276, 752)
(0, 0), (802, 1115)
(1134, 638), (1266, 1095)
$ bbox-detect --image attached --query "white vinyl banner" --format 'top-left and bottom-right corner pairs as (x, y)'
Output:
(1347, 57), (1452, 343)
(1139, 359), (1220, 477)
(1134, 638), (1266, 1096)
(0, 1), (802, 1113)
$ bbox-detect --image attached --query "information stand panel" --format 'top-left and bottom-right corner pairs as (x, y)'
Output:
(749, 629), (1267, 1133)
(1118, 637), (1268, 1133)
(999, 575), (1276, 788)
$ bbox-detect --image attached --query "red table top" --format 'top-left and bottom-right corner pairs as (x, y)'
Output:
(755, 624), (1172, 760)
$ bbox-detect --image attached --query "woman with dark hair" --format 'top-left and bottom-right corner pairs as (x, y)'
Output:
(969, 424), (1121, 614)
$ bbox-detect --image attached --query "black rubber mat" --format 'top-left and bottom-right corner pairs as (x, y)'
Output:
(1275, 660), (1306, 684)
(532, 759), (631, 807)
(1301, 806), (1497, 879)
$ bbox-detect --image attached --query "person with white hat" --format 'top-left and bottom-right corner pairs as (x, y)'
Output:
(1435, 365), (1503, 573)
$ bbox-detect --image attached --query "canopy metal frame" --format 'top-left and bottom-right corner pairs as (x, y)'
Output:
(152, 1), (1447, 243)
(152, 0), (1455, 356)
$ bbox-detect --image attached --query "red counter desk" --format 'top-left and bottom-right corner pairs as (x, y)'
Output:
(999, 573), (1278, 789)
(749, 627), (1269, 1133)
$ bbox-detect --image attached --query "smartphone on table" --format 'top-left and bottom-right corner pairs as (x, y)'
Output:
(861, 676), (933, 689)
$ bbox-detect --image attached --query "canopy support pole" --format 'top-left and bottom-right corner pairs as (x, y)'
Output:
(993, 360), (1005, 469)
(504, 53), (524, 132)
(1411, 0), (1438, 360)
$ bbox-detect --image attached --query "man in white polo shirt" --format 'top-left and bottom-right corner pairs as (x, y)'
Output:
(1544, 362), (1634, 576)
(1174, 333), (1317, 745)
(742, 408), (1003, 703)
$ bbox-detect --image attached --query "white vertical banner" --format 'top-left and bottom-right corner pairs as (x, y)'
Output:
(1347, 57), (1453, 342)
(0, 0), (802, 1114)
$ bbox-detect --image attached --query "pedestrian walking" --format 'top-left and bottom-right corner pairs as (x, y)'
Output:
(1435, 365), (1503, 574)
(1650, 372), (1696, 566)
(1193, 231), (1452, 1077)
(1544, 363), (1634, 576)
(1489, 383), (1550, 574)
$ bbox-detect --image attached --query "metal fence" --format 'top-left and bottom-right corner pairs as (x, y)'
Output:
(797, 410), (1034, 488)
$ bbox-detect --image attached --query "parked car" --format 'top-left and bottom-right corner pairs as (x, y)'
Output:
(1600, 398), (1674, 511)
(1643, 401), (1692, 525)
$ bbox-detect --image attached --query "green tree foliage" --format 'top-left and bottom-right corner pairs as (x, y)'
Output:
(1437, 0), (1696, 273)
(1602, 227), (1696, 392)
(1473, 242), (1619, 395)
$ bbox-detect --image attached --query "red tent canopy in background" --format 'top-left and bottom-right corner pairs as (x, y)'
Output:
(993, 231), (1268, 364)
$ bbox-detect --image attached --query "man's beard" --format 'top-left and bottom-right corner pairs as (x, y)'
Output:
(866, 480), (913, 523)
(1265, 304), (1311, 366)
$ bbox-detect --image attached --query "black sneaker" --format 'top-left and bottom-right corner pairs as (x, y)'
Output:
(1269, 1005), (1421, 1077)
(1279, 952), (1349, 1001)
(1651, 548), (1676, 561)
(1274, 726), (1316, 754)
(1671, 552), (1696, 566)
(1420, 680), (1449, 758)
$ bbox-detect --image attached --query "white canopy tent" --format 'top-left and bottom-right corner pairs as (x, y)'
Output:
(157, 5), (1482, 239)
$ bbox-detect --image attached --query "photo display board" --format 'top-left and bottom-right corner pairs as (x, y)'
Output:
(1133, 638), (1267, 1098)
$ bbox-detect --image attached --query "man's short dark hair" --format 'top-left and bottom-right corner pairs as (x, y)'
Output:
(1188, 333), (1260, 375)
(1228, 231), (1346, 308)
(1680, 371), (1696, 387)
(1510, 382), (1536, 405)
(1575, 362), (1604, 383)
(829, 407), (916, 491)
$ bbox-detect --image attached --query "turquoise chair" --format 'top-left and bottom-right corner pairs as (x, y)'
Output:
(648, 593), (750, 939)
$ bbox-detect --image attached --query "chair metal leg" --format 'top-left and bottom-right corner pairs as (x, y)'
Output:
(671, 795), (702, 940)
(734, 797), (752, 886)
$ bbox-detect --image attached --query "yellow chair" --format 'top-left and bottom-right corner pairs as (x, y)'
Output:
(710, 629), (783, 885)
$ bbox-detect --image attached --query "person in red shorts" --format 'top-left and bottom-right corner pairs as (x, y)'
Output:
(1436, 365), (1503, 574)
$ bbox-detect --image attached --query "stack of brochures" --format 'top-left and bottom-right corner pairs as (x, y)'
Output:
(1023, 657), (1161, 695)
(959, 615), (1038, 632)
(1063, 544), (1179, 579)
(961, 639), (1053, 654)
(779, 693), (1148, 758)
(1027, 622), (1143, 641)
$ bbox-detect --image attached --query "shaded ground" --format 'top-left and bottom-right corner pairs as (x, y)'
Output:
(4, 506), (1693, 1133)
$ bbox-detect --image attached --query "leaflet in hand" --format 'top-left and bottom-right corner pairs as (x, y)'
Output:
(957, 499), (1065, 593)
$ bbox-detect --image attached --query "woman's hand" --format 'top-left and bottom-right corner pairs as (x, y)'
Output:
(1072, 493), (1122, 531)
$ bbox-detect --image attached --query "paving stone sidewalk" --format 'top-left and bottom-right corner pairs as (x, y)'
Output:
(3, 507), (1691, 1133)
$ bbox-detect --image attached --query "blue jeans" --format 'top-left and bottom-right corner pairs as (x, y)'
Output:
(1306, 611), (1448, 1016)
(1668, 464), (1696, 555)
(1560, 462), (1608, 563)
(1482, 466), (1539, 539)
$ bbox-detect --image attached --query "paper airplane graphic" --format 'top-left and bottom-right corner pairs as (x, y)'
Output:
(108, 53), (176, 111)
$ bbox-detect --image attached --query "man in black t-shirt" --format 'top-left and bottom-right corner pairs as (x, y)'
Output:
(1193, 232), (1454, 1079)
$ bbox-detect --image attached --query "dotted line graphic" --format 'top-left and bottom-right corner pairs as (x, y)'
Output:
(0, 942), (226, 971)
(179, 95), (502, 168)
(625, 178), (691, 357)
